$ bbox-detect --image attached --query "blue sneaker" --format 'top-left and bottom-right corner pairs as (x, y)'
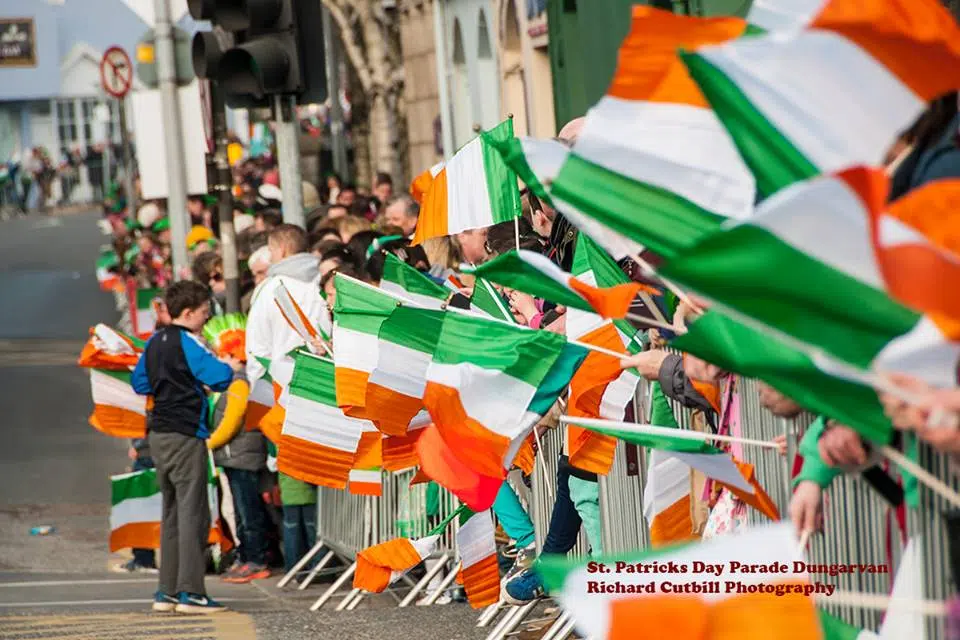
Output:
(174, 592), (228, 614)
(152, 591), (178, 612)
(503, 568), (544, 605)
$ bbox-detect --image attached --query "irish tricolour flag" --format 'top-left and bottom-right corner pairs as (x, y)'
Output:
(89, 368), (147, 439)
(278, 352), (372, 490)
(660, 167), (960, 390)
(685, 0), (960, 196)
(411, 118), (521, 244)
(456, 509), (500, 609)
(132, 288), (162, 339)
(565, 235), (644, 475)
(424, 309), (587, 479)
(538, 523), (814, 640)
(379, 254), (449, 310)
(77, 324), (142, 371)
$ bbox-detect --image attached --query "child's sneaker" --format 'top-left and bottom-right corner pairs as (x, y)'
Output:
(113, 559), (159, 574)
(222, 563), (271, 584)
(152, 591), (178, 612)
(503, 568), (545, 605)
(174, 592), (228, 614)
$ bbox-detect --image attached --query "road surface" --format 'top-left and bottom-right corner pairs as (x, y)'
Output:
(0, 211), (490, 639)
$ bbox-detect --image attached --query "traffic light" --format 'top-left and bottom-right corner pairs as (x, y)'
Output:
(188, 0), (327, 109)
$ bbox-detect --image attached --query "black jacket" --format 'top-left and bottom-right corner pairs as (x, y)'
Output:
(132, 325), (233, 438)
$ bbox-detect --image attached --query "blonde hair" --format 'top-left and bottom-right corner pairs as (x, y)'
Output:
(423, 236), (461, 270)
(338, 216), (372, 243)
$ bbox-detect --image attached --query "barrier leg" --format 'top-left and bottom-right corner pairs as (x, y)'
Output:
(484, 604), (521, 640)
(277, 543), (330, 588)
(418, 561), (461, 606)
(345, 590), (365, 610)
(335, 587), (362, 611)
(309, 562), (357, 611)
(539, 611), (572, 640)
(297, 549), (340, 591)
(398, 554), (450, 608)
(485, 601), (538, 640)
(476, 601), (505, 627)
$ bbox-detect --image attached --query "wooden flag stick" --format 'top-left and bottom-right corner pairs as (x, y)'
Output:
(880, 445), (960, 509)
(559, 416), (781, 450)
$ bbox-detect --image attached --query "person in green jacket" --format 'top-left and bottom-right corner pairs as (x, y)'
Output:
(267, 440), (318, 572)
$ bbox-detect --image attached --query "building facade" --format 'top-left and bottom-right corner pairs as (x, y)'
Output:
(0, 0), (147, 203)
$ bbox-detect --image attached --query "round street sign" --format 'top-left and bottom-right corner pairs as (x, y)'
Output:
(100, 46), (134, 99)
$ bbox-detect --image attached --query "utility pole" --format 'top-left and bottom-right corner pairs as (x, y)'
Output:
(432, 0), (455, 161)
(153, 0), (190, 279)
(118, 97), (137, 221)
(322, 6), (348, 181)
(274, 94), (305, 227)
(210, 81), (241, 312)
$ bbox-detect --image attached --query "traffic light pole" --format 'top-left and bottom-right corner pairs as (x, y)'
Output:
(274, 94), (305, 227)
(154, 0), (190, 280)
(322, 6), (348, 181)
(210, 81), (241, 313)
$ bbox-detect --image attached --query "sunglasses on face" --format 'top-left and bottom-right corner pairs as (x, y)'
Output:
(210, 272), (224, 283)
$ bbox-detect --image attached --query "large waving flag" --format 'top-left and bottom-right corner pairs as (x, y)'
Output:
(571, 419), (779, 521)
(546, 7), (755, 261)
(89, 368), (147, 438)
(660, 168), (960, 389)
(78, 324), (143, 370)
(332, 274), (402, 419)
(277, 352), (372, 490)
(685, 0), (960, 196)
(416, 423), (504, 511)
(465, 249), (652, 319)
(565, 235), (644, 474)
(411, 118), (521, 244)
(424, 309), (588, 478)
(538, 522), (811, 640)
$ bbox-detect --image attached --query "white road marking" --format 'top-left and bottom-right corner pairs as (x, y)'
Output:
(0, 597), (269, 608)
(0, 579), (157, 588)
(32, 218), (63, 229)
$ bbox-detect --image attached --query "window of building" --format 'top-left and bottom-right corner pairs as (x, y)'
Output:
(56, 100), (77, 147)
(477, 9), (492, 59)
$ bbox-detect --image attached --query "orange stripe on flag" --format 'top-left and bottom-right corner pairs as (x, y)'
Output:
(90, 406), (146, 439)
(423, 382), (512, 479)
(719, 459), (780, 522)
(258, 404), (286, 444)
(512, 435), (535, 476)
(410, 467), (431, 486)
(567, 278), (652, 319)
(567, 426), (618, 476)
(609, 6), (747, 107)
(336, 368), (372, 418)
(649, 495), (696, 548)
(353, 431), (383, 470)
(811, 0), (960, 101)
(410, 166), (437, 206)
(245, 401), (272, 431)
(354, 538), (424, 593)
(349, 470), (383, 496)
(364, 382), (422, 437)
(109, 522), (160, 552)
(383, 430), (424, 471)
(277, 434), (354, 489)
(416, 424), (503, 511)
(461, 554), (500, 609)
(412, 168), (449, 245)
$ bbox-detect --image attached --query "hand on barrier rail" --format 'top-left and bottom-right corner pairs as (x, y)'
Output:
(789, 481), (824, 536)
(818, 422), (869, 470)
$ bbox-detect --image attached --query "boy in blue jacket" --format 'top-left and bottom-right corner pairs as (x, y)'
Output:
(132, 281), (241, 614)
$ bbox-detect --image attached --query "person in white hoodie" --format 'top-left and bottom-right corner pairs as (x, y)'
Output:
(245, 224), (331, 390)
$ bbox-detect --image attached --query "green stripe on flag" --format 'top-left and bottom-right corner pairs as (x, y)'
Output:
(479, 118), (522, 225)
(432, 311), (567, 387)
(378, 306), (444, 353)
(289, 352), (338, 406)
(255, 356), (273, 383)
(576, 234), (644, 347)
(489, 135), (554, 208)
(527, 342), (589, 415)
(96, 368), (133, 384)
(551, 153), (725, 260)
(679, 50), (818, 198)
(670, 312), (893, 445)
(817, 610), (864, 640)
(470, 278), (516, 323)
(573, 422), (722, 454)
(468, 251), (590, 313)
(136, 288), (163, 310)
(111, 468), (159, 504)
(650, 382), (679, 429)
(382, 254), (449, 301)
(333, 275), (399, 334)
(659, 223), (920, 370)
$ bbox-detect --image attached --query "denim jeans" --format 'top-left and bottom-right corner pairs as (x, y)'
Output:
(131, 456), (157, 568)
(541, 456), (601, 556)
(282, 504), (317, 572)
(224, 467), (271, 565)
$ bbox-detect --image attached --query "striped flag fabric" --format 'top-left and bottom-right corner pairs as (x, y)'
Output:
(89, 368), (147, 438)
(571, 420), (779, 521)
(546, 7), (755, 261)
(537, 522), (811, 640)
(424, 309), (587, 479)
(416, 423), (504, 511)
(685, 0), (960, 196)
(110, 464), (231, 553)
(277, 352), (372, 490)
(659, 167), (960, 389)
(469, 277), (516, 322)
(465, 249), (652, 319)
(132, 288), (162, 339)
(96, 248), (122, 292)
(245, 376), (276, 430)
(379, 254), (449, 310)
(381, 416), (429, 472)
(332, 274), (403, 419)
(456, 509), (500, 608)
(366, 305), (444, 436)
(348, 426), (383, 496)
(565, 235), (644, 474)
(274, 279), (329, 352)
(77, 324), (143, 370)
(411, 118), (522, 244)
(354, 535), (441, 592)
